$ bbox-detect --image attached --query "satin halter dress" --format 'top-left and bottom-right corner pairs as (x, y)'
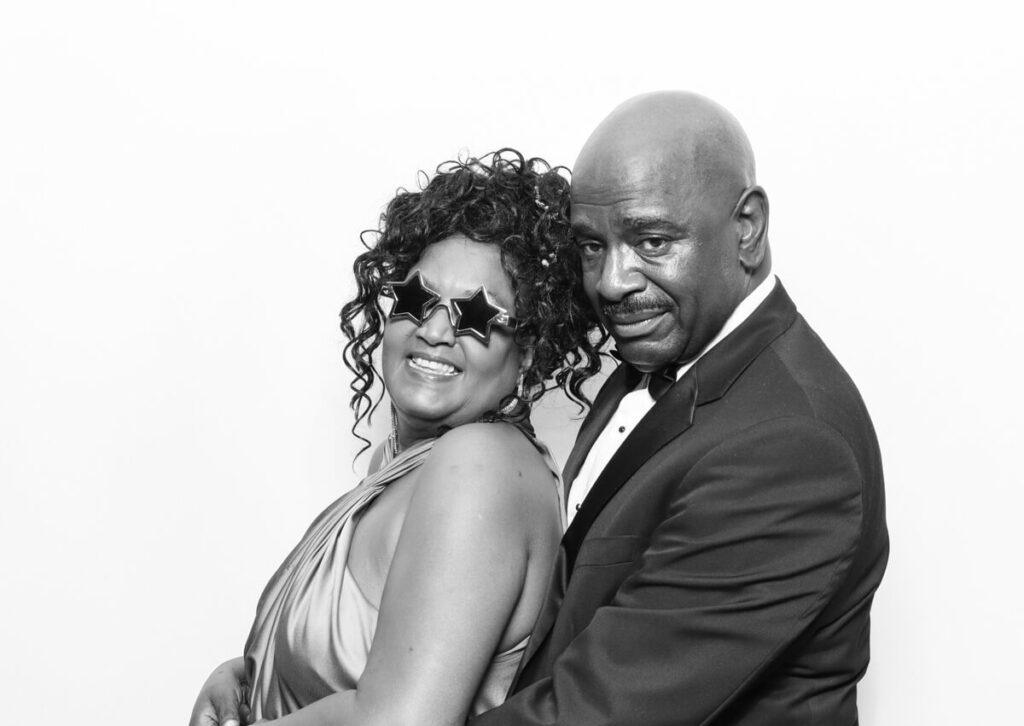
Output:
(243, 431), (563, 720)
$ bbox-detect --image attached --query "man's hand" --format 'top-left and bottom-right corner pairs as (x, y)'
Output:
(189, 657), (251, 726)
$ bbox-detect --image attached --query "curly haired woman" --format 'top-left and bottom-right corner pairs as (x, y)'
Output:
(190, 150), (603, 726)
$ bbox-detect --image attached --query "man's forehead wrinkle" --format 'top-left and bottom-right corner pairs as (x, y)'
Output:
(571, 161), (646, 208)
(571, 177), (645, 207)
(619, 212), (685, 229)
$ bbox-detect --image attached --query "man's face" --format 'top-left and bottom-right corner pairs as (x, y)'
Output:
(571, 153), (748, 372)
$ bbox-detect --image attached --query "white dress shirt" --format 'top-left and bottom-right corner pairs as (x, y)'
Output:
(566, 275), (777, 524)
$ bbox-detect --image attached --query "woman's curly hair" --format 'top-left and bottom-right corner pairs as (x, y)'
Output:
(340, 148), (605, 449)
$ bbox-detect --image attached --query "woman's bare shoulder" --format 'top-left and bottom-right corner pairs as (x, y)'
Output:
(413, 422), (557, 520)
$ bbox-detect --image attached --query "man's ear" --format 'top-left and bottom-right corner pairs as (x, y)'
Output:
(734, 185), (769, 272)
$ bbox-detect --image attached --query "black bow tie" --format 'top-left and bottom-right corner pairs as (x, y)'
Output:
(611, 350), (681, 400)
(646, 364), (680, 400)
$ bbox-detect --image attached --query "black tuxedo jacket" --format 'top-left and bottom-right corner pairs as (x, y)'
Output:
(473, 281), (888, 725)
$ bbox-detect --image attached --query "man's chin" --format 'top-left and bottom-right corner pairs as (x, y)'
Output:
(613, 338), (684, 373)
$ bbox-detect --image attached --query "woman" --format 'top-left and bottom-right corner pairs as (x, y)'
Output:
(190, 150), (602, 726)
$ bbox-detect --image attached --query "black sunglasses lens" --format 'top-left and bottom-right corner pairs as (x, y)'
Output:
(388, 273), (439, 324)
(452, 289), (503, 341)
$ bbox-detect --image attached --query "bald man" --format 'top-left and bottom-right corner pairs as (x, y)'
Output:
(473, 92), (888, 724)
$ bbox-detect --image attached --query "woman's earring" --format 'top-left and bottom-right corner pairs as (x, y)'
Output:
(388, 403), (401, 459)
(498, 374), (527, 416)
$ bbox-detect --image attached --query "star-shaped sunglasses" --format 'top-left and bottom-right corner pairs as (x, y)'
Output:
(381, 271), (520, 344)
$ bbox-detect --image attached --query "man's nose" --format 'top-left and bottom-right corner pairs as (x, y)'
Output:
(416, 305), (456, 345)
(595, 244), (645, 302)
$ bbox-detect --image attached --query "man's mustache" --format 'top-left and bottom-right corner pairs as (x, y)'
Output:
(600, 295), (670, 318)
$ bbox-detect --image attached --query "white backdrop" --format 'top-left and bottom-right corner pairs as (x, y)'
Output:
(2, 2), (1021, 724)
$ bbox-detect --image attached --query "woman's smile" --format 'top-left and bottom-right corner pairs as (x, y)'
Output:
(407, 353), (462, 378)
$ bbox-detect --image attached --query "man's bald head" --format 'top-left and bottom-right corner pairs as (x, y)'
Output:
(574, 91), (757, 209)
(570, 91), (770, 371)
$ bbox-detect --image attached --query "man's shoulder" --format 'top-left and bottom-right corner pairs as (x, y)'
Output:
(765, 313), (869, 415)
(722, 310), (880, 467)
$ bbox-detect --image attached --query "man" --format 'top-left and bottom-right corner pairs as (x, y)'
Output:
(471, 91), (888, 724)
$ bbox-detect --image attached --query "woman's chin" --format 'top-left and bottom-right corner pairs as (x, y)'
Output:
(394, 396), (501, 435)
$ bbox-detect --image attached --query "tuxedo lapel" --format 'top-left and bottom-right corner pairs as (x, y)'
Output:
(561, 372), (698, 572)
(691, 281), (798, 407)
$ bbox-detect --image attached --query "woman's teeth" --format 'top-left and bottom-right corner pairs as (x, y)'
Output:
(409, 356), (459, 376)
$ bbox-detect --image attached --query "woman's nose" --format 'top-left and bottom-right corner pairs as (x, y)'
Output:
(416, 305), (456, 345)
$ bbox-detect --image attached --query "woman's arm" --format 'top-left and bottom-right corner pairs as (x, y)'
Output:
(189, 657), (250, 726)
(266, 423), (560, 726)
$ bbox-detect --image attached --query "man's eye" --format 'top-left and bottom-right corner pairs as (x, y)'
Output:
(577, 241), (603, 259)
(636, 237), (669, 252)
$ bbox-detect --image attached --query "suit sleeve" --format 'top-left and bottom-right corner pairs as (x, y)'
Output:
(472, 416), (865, 726)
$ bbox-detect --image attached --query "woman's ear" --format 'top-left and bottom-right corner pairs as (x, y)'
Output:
(518, 339), (535, 375)
(734, 185), (769, 272)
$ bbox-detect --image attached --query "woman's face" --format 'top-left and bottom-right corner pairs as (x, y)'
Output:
(381, 235), (526, 444)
